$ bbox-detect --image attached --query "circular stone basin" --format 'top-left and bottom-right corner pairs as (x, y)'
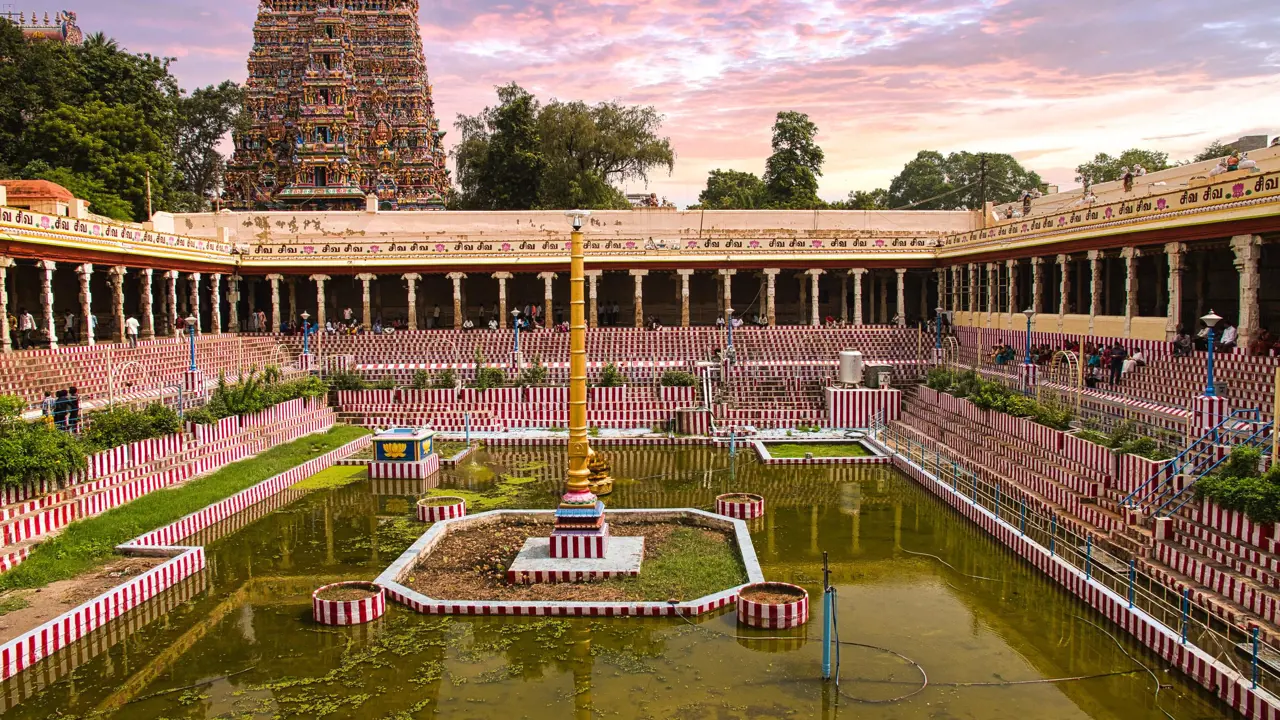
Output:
(737, 582), (809, 629)
(312, 581), (386, 626)
(417, 496), (467, 522)
(715, 492), (765, 520)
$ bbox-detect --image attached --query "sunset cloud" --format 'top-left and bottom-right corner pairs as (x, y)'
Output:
(81, 0), (1280, 206)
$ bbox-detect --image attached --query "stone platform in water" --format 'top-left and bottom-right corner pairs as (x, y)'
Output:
(506, 536), (645, 584)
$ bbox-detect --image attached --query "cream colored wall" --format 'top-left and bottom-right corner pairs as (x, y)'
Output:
(953, 311), (1170, 341)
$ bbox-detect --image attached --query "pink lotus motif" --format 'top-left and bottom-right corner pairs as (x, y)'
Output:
(687, 240), (698, 248)
(811, 240), (823, 248)
(369, 245), (381, 253)
(1104, 207), (1114, 219)
(564, 242), (571, 251)
(625, 241), (636, 249)
(1232, 183), (1245, 198)
(92, 225), (101, 235)
(874, 239), (886, 247)
(501, 243), (511, 252)
(40, 216), (50, 229)
(1022, 224), (1028, 232)
(434, 244), (445, 252)
(303, 246), (315, 254)
(748, 240), (760, 248)
(1156, 198), (1167, 210)
(1058, 216), (1066, 226)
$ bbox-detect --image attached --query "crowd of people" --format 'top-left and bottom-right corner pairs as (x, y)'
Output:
(39, 386), (81, 431)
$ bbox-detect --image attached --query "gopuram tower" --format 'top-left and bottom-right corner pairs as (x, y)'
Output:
(225, 0), (449, 211)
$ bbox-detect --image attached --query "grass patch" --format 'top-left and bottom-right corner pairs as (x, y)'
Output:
(601, 526), (747, 601)
(765, 442), (873, 458)
(0, 594), (30, 616)
(435, 441), (468, 459)
(291, 465), (367, 491)
(0, 426), (370, 590)
(421, 474), (539, 512)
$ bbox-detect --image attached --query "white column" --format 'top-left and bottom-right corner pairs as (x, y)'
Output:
(1088, 250), (1103, 334)
(764, 268), (780, 326)
(494, 272), (512, 329)
(849, 269), (865, 325)
(985, 262), (997, 323)
(355, 273), (375, 330)
(630, 269), (648, 328)
(306, 275), (327, 329)
(1030, 257), (1044, 315)
(267, 273), (284, 333)
(39, 261), (57, 349)
(446, 272), (466, 329)
(933, 269), (944, 317)
(109, 266), (126, 343)
(967, 264), (978, 314)
(538, 272), (557, 324)
(1232, 234), (1262, 349)
(808, 269), (824, 327)
(208, 273), (222, 334)
(226, 275), (241, 333)
(165, 270), (179, 337)
(718, 269), (735, 316)
(677, 269), (693, 328)
(401, 273), (420, 330)
(0, 258), (10, 352)
(1056, 254), (1070, 332)
(187, 273), (202, 333)
(586, 270), (602, 328)
(1006, 259), (1019, 321)
(139, 268), (155, 339)
(895, 268), (907, 327)
(1165, 243), (1184, 340)
(1121, 247), (1138, 336)
(840, 274), (850, 322)
(75, 263), (94, 345)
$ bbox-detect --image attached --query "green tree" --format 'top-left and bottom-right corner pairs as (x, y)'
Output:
(887, 151), (951, 209)
(1074, 149), (1171, 185)
(1192, 141), (1238, 163)
(835, 188), (889, 210)
(695, 169), (765, 209)
(887, 151), (1043, 209)
(452, 83), (544, 210)
(174, 81), (245, 211)
(763, 111), (824, 207)
(19, 161), (134, 220)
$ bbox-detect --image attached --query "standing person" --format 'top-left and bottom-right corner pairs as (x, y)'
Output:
(174, 314), (186, 339)
(89, 313), (98, 341)
(431, 303), (441, 329)
(1109, 343), (1127, 386)
(67, 386), (81, 433)
(125, 315), (140, 347)
(611, 301), (620, 326)
(62, 310), (75, 344)
(17, 307), (34, 349)
(53, 389), (69, 431)
(40, 390), (55, 421)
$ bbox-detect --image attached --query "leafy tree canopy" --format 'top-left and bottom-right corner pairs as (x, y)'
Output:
(1074, 149), (1170, 186)
(695, 169), (766, 209)
(763, 111), (825, 208)
(886, 151), (1043, 210)
(1192, 141), (1239, 163)
(451, 83), (675, 210)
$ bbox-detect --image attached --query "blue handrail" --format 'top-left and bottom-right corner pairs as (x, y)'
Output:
(1159, 422), (1273, 518)
(1122, 409), (1263, 511)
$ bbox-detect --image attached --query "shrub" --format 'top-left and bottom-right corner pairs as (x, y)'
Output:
(660, 370), (698, 388)
(187, 371), (329, 425)
(432, 369), (458, 389)
(474, 366), (506, 390)
(928, 369), (1073, 430)
(83, 403), (181, 450)
(1196, 447), (1280, 524)
(373, 377), (396, 390)
(0, 395), (87, 487)
(328, 371), (368, 391)
(411, 370), (431, 390)
(518, 358), (548, 387)
(598, 363), (626, 387)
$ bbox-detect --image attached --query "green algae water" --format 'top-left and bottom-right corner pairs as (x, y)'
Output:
(0, 447), (1230, 719)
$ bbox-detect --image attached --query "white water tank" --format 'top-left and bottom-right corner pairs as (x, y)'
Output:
(838, 351), (864, 385)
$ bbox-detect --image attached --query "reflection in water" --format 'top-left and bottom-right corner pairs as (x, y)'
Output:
(0, 448), (1231, 719)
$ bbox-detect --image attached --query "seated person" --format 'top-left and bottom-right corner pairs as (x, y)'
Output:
(462, 318), (474, 330)
(1219, 322), (1238, 351)
(1249, 330), (1273, 357)
(1173, 329), (1193, 357)
(488, 318), (499, 330)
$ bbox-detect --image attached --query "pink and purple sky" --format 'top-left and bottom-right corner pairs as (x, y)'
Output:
(83, 0), (1279, 207)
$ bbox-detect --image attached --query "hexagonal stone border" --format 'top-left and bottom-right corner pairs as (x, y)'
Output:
(375, 508), (764, 617)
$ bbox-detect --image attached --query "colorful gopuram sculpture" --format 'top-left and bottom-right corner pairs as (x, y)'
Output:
(225, 0), (448, 211)
(1, 10), (83, 44)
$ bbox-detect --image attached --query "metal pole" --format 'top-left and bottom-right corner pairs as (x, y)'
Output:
(1180, 589), (1189, 644)
(303, 320), (310, 354)
(730, 429), (736, 457)
(465, 412), (471, 446)
(188, 325), (197, 371)
(1273, 368), (1279, 467)
(1205, 327), (1217, 397)
(995, 484), (1001, 520)
(822, 551), (832, 680)
(1086, 536), (1093, 580)
(1128, 559), (1135, 608)
(1050, 513), (1057, 556)
(1020, 500), (1026, 536)
(1253, 625), (1260, 689)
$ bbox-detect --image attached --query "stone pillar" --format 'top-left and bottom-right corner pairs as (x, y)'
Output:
(1030, 257), (1044, 315)
(493, 272), (512, 329)
(1232, 234), (1263, 349)
(226, 275), (241, 333)
(895, 268), (907, 326)
(676, 269), (693, 328)
(307, 275), (328, 329)
(0, 258), (10, 353)
(538, 272), (557, 324)
(840, 274), (850, 322)
(75, 263), (94, 345)
(355, 273), (375, 330)
(934, 269), (945, 317)
(138, 268), (155, 340)
(1121, 247), (1138, 336)
(629, 269), (647, 328)
(718, 269), (735, 316)
(1006, 259), (1019, 319)
(1165, 243), (1184, 340)
(985, 262), (997, 322)
(165, 270), (179, 337)
(764, 268), (780, 326)
(267, 274), (283, 333)
(446, 272), (466, 329)
(850, 269), (865, 325)
(586, 270), (602, 328)
(39, 261), (57, 349)
(187, 273), (202, 333)
(286, 278), (298, 324)
(108, 266), (126, 343)
(967, 264), (978, 314)
(1056, 255), (1070, 332)
(401, 273), (419, 330)
(208, 273), (222, 334)
(808, 269), (823, 327)
(1088, 250), (1103, 334)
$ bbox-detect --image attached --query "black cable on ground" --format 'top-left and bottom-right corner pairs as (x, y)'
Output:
(899, 547), (1000, 582)
(1072, 615), (1178, 720)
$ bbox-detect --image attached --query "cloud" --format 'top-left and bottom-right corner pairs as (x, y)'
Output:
(80, 0), (1280, 205)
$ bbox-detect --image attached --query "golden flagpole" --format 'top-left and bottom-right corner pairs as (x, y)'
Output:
(566, 212), (591, 493)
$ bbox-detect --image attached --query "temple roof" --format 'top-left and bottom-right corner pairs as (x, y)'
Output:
(0, 180), (76, 202)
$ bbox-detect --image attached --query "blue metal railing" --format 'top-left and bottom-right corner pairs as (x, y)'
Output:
(1122, 409), (1264, 511)
(1159, 422), (1273, 518)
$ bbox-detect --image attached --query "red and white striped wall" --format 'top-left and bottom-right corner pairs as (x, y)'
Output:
(459, 387), (520, 405)
(417, 497), (466, 522)
(1194, 395), (1231, 435)
(890, 452), (1280, 720)
(716, 493), (764, 520)
(312, 582), (386, 626)
(676, 408), (712, 436)
(1061, 432), (1117, 478)
(190, 415), (239, 444)
(507, 567), (640, 584)
(369, 454), (440, 480)
(549, 530), (610, 559)
(659, 386), (697, 405)
(1190, 500), (1280, 555)
(590, 386), (628, 404)
(1117, 453), (1175, 494)
(527, 386), (568, 404)
(825, 387), (901, 428)
(737, 583), (809, 629)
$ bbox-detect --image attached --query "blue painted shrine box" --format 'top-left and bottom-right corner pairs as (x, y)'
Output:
(373, 427), (435, 463)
